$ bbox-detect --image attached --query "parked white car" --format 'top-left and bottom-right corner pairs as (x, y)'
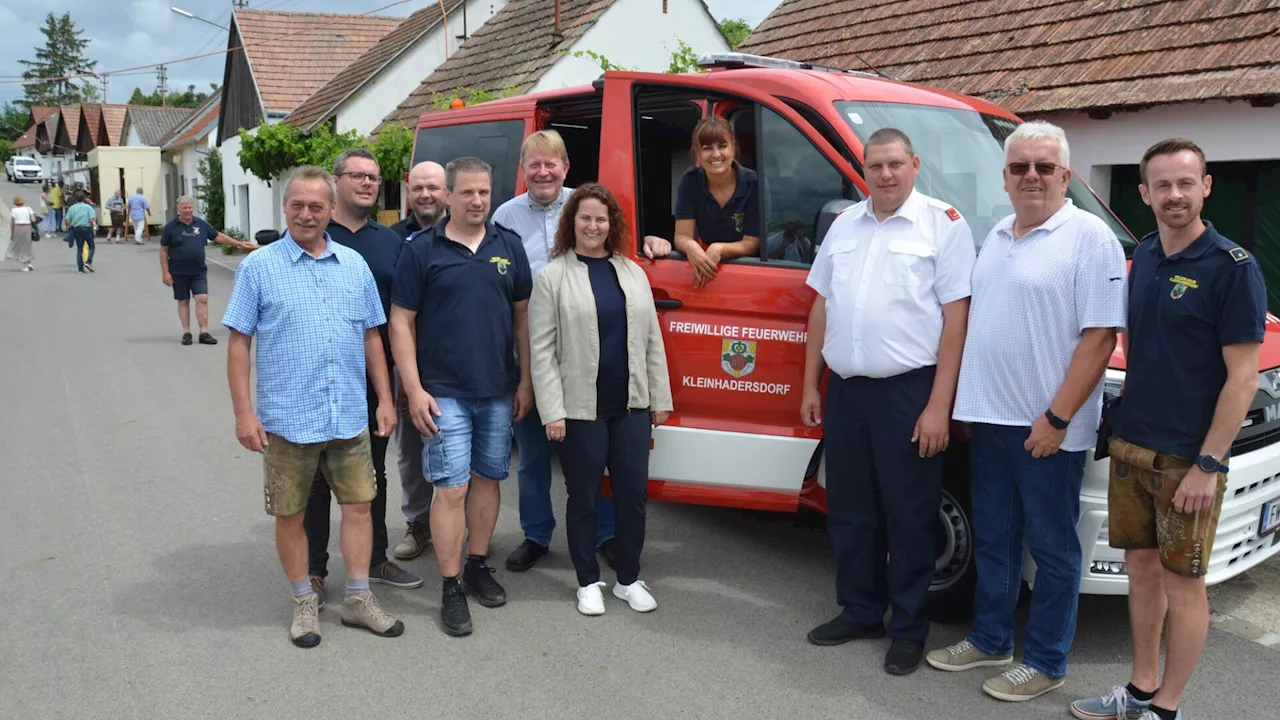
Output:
(5, 156), (44, 183)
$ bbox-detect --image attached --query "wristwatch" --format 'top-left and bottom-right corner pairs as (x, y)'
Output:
(1195, 454), (1229, 475)
(1044, 408), (1070, 430)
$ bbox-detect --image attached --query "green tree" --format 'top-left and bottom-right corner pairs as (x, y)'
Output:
(0, 102), (31, 142)
(665, 39), (704, 74)
(20, 12), (98, 106)
(126, 84), (211, 109)
(367, 125), (414, 184)
(196, 148), (225, 231)
(718, 18), (752, 49)
(237, 123), (308, 184)
(0, 139), (12, 164)
(301, 125), (365, 170)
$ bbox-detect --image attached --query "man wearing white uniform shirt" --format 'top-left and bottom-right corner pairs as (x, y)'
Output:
(927, 121), (1127, 703)
(801, 128), (975, 676)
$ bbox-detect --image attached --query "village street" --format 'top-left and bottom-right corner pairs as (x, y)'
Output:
(1, 181), (1278, 720)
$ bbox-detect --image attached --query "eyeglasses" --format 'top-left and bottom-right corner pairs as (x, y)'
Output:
(1007, 162), (1063, 176)
(339, 171), (382, 184)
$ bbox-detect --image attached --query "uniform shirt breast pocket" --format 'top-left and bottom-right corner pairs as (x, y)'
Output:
(883, 239), (935, 286)
(830, 247), (861, 286)
(338, 285), (367, 327)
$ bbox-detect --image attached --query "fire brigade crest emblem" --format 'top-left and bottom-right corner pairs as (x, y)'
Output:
(721, 339), (756, 378)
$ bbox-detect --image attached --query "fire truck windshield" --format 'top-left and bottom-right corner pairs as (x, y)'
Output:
(836, 101), (1136, 253)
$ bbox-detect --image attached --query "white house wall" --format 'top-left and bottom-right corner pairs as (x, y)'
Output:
(532, 0), (729, 92)
(124, 125), (144, 147)
(220, 130), (282, 238)
(1054, 101), (1280, 203)
(336, 0), (507, 137)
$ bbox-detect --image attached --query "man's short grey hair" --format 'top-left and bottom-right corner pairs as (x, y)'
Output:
(176, 194), (195, 206)
(135, 187), (144, 194)
(865, 127), (914, 157)
(283, 165), (337, 205)
(445, 156), (492, 191)
(1004, 120), (1070, 168)
(334, 147), (378, 176)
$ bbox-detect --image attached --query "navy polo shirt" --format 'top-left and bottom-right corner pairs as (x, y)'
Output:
(160, 216), (218, 274)
(328, 218), (403, 373)
(391, 215), (424, 242)
(390, 217), (533, 399)
(1116, 222), (1267, 458)
(674, 165), (761, 246)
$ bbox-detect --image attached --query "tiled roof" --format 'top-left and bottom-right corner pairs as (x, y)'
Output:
(81, 104), (103, 145)
(60, 105), (81, 146)
(284, 1), (462, 131)
(11, 125), (36, 149)
(162, 93), (222, 150)
(738, 0), (1280, 115)
(30, 105), (56, 126)
(377, 0), (619, 133)
(234, 8), (402, 114)
(41, 110), (60, 148)
(100, 105), (128, 145)
(123, 106), (196, 146)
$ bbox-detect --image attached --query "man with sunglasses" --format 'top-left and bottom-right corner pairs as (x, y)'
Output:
(302, 149), (424, 605)
(928, 121), (1127, 702)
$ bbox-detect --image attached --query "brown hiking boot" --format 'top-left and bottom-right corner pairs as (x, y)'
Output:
(290, 593), (321, 648)
(341, 590), (404, 637)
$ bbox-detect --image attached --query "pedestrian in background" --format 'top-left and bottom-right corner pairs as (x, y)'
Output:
(388, 160), (448, 562)
(494, 131), (620, 574)
(128, 187), (150, 245)
(39, 185), (53, 236)
(222, 165), (403, 648)
(5, 196), (38, 272)
(529, 182), (672, 616)
(65, 190), (97, 274)
(49, 182), (63, 235)
(929, 121), (1126, 702)
(1070, 139), (1266, 720)
(106, 190), (126, 243)
(160, 196), (255, 345)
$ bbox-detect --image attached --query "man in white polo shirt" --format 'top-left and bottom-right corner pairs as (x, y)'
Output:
(927, 120), (1127, 702)
(801, 128), (975, 676)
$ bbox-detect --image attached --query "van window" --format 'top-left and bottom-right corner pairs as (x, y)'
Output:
(634, 101), (703, 244)
(412, 120), (525, 208)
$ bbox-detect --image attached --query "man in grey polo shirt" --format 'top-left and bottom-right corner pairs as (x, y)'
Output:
(926, 121), (1127, 702)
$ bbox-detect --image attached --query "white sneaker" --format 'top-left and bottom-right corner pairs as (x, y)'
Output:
(613, 580), (657, 612)
(576, 582), (607, 616)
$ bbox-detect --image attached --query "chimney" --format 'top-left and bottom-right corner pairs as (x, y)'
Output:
(553, 0), (563, 38)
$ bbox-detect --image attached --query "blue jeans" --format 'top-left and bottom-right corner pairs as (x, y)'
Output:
(514, 407), (615, 547)
(967, 423), (1085, 679)
(422, 396), (513, 488)
(72, 226), (95, 270)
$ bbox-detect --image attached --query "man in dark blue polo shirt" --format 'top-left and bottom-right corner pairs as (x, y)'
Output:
(390, 156), (533, 637)
(159, 195), (254, 345)
(1072, 139), (1266, 720)
(302, 149), (423, 604)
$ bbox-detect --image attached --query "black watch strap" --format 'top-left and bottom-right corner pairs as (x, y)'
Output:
(1045, 409), (1070, 430)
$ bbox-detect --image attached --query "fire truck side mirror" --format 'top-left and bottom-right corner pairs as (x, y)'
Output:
(815, 198), (856, 247)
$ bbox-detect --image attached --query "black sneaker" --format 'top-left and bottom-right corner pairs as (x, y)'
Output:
(181, 332), (193, 345)
(597, 538), (618, 570)
(806, 616), (886, 646)
(462, 557), (507, 607)
(884, 638), (925, 676)
(504, 539), (548, 572)
(198, 332), (217, 345)
(440, 582), (472, 636)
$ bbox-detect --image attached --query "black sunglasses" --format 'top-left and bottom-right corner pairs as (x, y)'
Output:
(1007, 162), (1063, 176)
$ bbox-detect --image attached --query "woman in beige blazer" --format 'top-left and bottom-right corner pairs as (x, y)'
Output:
(529, 183), (673, 617)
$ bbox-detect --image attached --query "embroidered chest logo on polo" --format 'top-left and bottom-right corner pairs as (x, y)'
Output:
(489, 256), (511, 275)
(1169, 274), (1199, 300)
(732, 212), (744, 233)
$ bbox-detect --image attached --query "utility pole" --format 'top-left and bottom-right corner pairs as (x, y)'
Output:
(156, 64), (168, 107)
(99, 73), (109, 103)
(232, 0), (248, 7)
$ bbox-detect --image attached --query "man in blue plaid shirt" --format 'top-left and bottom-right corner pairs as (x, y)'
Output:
(222, 165), (403, 649)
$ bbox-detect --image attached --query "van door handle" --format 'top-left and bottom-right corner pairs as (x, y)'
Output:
(654, 299), (683, 310)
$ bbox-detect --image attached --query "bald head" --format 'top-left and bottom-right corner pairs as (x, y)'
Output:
(408, 161), (447, 227)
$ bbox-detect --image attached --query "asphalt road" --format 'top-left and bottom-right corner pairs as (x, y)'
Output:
(2, 181), (1278, 719)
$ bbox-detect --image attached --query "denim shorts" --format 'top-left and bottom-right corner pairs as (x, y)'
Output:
(422, 396), (514, 488)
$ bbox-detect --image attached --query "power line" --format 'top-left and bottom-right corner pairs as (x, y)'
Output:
(1, 0), (415, 86)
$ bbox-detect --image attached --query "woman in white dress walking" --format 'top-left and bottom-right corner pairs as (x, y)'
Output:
(6, 195), (38, 272)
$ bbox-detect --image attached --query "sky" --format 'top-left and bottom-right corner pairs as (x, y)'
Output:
(0, 0), (782, 108)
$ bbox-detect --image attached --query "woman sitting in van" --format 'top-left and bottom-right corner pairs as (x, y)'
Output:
(529, 183), (673, 617)
(643, 116), (761, 286)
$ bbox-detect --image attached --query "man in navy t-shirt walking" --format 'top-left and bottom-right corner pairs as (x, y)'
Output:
(160, 195), (255, 345)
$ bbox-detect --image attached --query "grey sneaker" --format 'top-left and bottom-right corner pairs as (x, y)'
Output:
(309, 576), (326, 609)
(1070, 686), (1152, 719)
(341, 590), (405, 637)
(393, 522), (431, 560)
(1137, 711), (1180, 720)
(925, 639), (1013, 672)
(290, 593), (321, 648)
(371, 560), (424, 588)
(982, 663), (1065, 702)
